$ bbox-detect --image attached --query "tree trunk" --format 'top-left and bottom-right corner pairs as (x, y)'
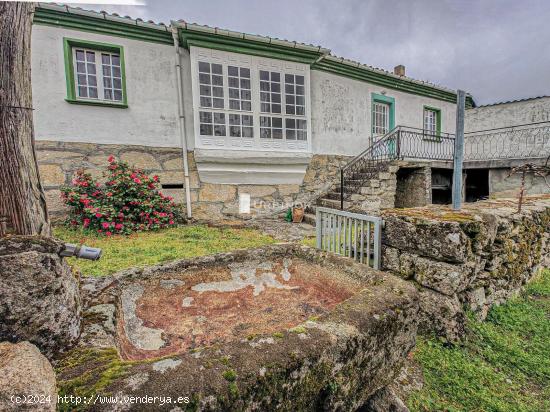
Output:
(0, 2), (50, 237)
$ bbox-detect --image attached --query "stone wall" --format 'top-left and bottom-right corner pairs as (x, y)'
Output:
(346, 164), (399, 214)
(381, 196), (550, 341)
(394, 166), (431, 208)
(36, 141), (350, 221)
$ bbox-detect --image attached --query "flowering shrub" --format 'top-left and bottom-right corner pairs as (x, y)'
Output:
(61, 156), (183, 235)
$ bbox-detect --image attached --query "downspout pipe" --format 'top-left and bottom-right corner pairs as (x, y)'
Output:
(172, 28), (192, 219)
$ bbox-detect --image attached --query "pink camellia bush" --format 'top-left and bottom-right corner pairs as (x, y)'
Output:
(61, 156), (183, 235)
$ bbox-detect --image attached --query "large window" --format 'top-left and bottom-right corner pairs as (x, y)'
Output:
(372, 102), (390, 136)
(192, 48), (310, 152)
(63, 38), (127, 108)
(423, 106), (441, 137)
(371, 93), (395, 138)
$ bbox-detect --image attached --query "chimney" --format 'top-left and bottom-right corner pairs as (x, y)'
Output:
(394, 65), (405, 76)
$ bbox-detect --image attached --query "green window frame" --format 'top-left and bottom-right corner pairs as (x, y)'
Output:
(371, 93), (395, 136)
(423, 105), (441, 139)
(63, 38), (128, 108)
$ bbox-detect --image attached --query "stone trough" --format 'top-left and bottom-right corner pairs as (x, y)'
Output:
(66, 244), (419, 411)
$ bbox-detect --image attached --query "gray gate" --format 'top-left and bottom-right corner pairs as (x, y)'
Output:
(315, 207), (383, 269)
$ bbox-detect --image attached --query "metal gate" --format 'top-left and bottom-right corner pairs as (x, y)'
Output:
(315, 207), (383, 269)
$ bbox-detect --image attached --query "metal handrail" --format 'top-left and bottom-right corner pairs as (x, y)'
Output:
(337, 121), (550, 211)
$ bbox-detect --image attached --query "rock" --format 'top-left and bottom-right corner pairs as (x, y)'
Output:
(417, 289), (465, 343)
(199, 183), (237, 202)
(120, 151), (162, 170)
(38, 164), (66, 186)
(0, 236), (81, 359)
(361, 386), (409, 412)
(0, 341), (57, 412)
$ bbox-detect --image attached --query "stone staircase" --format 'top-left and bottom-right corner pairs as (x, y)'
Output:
(303, 164), (398, 226)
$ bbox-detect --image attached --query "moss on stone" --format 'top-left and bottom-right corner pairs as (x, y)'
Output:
(56, 348), (134, 412)
(222, 369), (237, 382)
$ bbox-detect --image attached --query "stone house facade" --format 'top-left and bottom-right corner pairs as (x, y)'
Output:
(30, 3), (475, 220)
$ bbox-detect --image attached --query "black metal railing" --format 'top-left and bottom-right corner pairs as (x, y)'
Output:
(464, 121), (550, 161)
(339, 126), (456, 209)
(339, 122), (550, 210)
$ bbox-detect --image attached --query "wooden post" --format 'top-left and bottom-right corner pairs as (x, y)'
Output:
(0, 2), (51, 236)
(452, 90), (466, 210)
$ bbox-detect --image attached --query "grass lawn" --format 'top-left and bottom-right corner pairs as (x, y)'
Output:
(54, 225), (275, 277)
(407, 270), (550, 412)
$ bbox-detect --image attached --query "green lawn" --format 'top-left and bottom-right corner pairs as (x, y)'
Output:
(407, 270), (550, 412)
(54, 225), (275, 277)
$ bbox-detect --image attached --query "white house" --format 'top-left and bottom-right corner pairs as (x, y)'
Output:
(30, 3), (475, 219)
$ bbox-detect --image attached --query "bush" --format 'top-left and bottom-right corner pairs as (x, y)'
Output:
(61, 156), (183, 235)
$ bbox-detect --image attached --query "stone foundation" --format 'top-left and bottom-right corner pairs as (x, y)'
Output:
(381, 196), (550, 341)
(35, 141), (350, 221)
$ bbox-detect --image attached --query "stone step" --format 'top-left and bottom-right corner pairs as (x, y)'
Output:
(317, 197), (351, 209)
(303, 212), (316, 226)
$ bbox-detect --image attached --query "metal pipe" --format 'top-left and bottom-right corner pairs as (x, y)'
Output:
(172, 28), (192, 219)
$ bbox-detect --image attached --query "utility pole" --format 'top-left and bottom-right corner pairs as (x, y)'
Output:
(452, 90), (466, 210)
(0, 2), (51, 236)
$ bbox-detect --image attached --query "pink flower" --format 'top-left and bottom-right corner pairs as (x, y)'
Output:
(130, 173), (137, 179)
(95, 213), (102, 218)
(101, 222), (110, 229)
(108, 155), (115, 163)
(133, 178), (142, 184)
(83, 218), (91, 227)
(106, 231), (112, 237)
(115, 223), (123, 230)
(153, 175), (159, 182)
(169, 220), (174, 225)
(106, 192), (113, 197)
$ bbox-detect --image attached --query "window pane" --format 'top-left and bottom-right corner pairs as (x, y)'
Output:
(199, 62), (210, 73)
(228, 66), (239, 76)
(273, 129), (283, 139)
(89, 87), (98, 98)
(200, 124), (213, 135)
(214, 125), (226, 136)
(211, 64), (222, 74)
(240, 67), (250, 77)
(75, 50), (85, 61)
(112, 67), (121, 77)
(229, 100), (240, 110)
(89, 76), (97, 87)
(271, 72), (280, 82)
(212, 87), (223, 97)
(213, 98), (224, 109)
(199, 73), (211, 84)
(78, 86), (88, 97)
(200, 111), (212, 123)
(104, 89), (112, 100)
(200, 97), (212, 107)
(230, 126), (241, 137)
(113, 90), (122, 101)
(77, 74), (87, 85)
(260, 71), (269, 81)
(87, 63), (96, 74)
(212, 75), (223, 86)
(86, 51), (95, 62)
(101, 54), (110, 64)
(242, 127), (253, 138)
(112, 55), (120, 66)
(241, 101), (252, 111)
(296, 75), (304, 85)
(214, 112), (225, 124)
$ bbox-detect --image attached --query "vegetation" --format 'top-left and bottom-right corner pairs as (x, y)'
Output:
(408, 270), (550, 412)
(61, 156), (183, 235)
(54, 224), (275, 277)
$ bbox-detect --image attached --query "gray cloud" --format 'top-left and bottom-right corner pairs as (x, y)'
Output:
(73, 0), (550, 105)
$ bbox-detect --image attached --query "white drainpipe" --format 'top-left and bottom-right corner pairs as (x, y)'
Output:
(172, 28), (192, 219)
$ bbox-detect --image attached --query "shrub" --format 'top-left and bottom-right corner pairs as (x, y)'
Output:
(61, 156), (183, 235)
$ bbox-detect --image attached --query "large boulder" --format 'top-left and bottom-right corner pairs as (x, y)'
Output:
(0, 341), (57, 411)
(0, 236), (81, 359)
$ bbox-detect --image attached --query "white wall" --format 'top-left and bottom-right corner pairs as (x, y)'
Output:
(310, 70), (458, 156)
(31, 25), (181, 148)
(464, 97), (550, 132)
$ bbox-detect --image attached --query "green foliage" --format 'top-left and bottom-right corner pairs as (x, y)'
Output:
(222, 369), (237, 382)
(408, 270), (550, 412)
(54, 224), (275, 276)
(61, 156), (183, 235)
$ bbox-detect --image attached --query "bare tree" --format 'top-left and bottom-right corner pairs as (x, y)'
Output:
(0, 2), (50, 236)
(507, 157), (550, 212)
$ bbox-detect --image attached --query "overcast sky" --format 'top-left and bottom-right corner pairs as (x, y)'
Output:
(74, 0), (550, 105)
